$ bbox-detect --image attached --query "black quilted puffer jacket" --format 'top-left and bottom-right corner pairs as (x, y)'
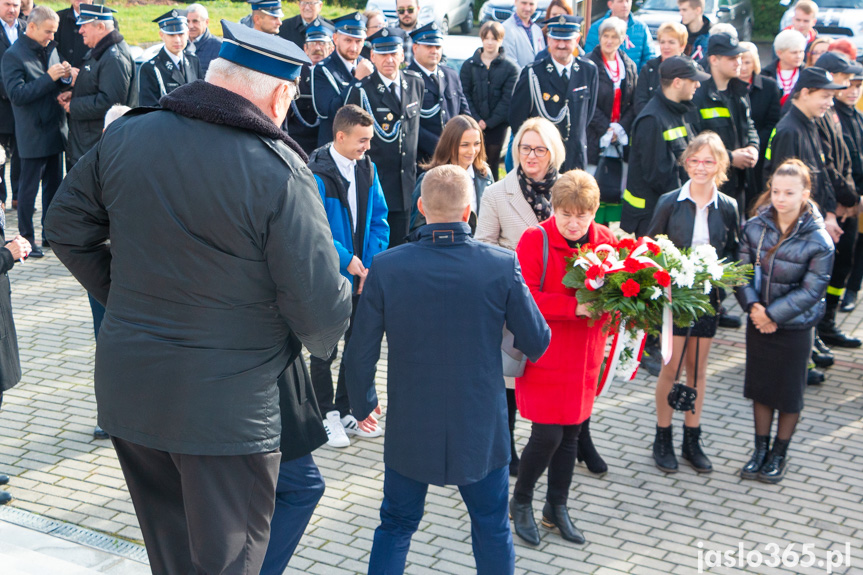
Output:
(736, 203), (834, 330)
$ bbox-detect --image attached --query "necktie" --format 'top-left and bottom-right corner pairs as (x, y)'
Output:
(561, 68), (569, 83)
(177, 59), (184, 78)
(389, 82), (400, 104)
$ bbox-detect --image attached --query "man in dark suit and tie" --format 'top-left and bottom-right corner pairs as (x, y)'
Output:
(138, 10), (202, 107)
(407, 22), (470, 165)
(0, 0), (25, 209)
(344, 165), (550, 575)
(278, 0), (326, 49)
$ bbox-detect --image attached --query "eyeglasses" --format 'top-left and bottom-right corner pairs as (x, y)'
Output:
(518, 145), (549, 158)
(397, 7), (416, 14)
(685, 158), (717, 169)
(299, 1), (321, 6)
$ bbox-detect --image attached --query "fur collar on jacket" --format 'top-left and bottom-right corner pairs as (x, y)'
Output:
(161, 80), (308, 162)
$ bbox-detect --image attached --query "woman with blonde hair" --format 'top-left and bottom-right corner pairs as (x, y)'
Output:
(634, 22), (687, 115)
(736, 160), (834, 483)
(647, 133), (740, 474)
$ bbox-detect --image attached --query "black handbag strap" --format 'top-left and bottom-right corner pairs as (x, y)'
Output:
(536, 224), (548, 292)
(673, 326), (700, 391)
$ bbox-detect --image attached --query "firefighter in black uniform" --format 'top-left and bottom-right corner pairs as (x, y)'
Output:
(622, 56), (706, 236)
(284, 19), (333, 156)
(344, 27), (423, 247)
(312, 12), (371, 147)
(138, 10), (201, 108)
(407, 22), (470, 165)
(509, 15), (597, 174)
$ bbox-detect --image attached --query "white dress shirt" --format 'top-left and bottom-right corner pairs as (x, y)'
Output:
(337, 52), (357, 75)
(677, 180), (718, 247)
(330, 145), (359, 231)
(414, 61), (438, 79)
(2, 19), (19, 45)
(378, 71), (400, 100)
(551, 56), (573, 78)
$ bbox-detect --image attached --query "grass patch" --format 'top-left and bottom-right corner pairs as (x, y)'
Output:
(40, 1), (350, 46)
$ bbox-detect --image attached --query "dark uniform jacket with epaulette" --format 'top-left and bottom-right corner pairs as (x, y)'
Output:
(344, 70), (423, 214)
(765, 104), (836, 214)
(509, 54), (599, 173)
(621, 91), (695, 236)
(313, 51), (364, 147)
(689, 76), (759, 201)
(835, 99), (863, 196)
(407, 61), (470, 163)
(284, 63), (319, 156)
(67, 30), (135, 166)
(138, 47), (202, 108)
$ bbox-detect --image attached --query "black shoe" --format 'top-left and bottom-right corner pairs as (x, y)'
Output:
(576, 417), (608, 477)
(807, 368), (825, 386)
(509, 456), (519, 477)
(740, 435), (770, 480)
(0, 490), (10, 505)
(681, 425), (712, 473)
(811, 336), (834, 368)
(510, 498), (540, 546)
(758, 438), (790, 484)
(41, 240), (51, 249)
(817, 320), (862, 348)
(640, 347), (662, 377)
(840, 291), (857, 313)
(718, 307), (742, 329)
(0, 474), (8, 486)
(541, 502), (585, 544)
(93, 425), (109, 440)
(652, 425), (678, 473)
(27, 247), (44, 259)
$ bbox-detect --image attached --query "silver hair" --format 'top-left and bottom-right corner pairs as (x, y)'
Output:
(186, 3), (209, 19)
(104, 105), (131, 130)
(27, 5), (59, 27)
(708, 22), (738, 38)
(102, 19), (115, 31)
(599, 17), (628, 42)
(205, 58), (298, 101)
(773, 29), (806, 53)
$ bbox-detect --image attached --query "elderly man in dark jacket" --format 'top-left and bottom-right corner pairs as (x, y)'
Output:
(57, 4), (134, 167)
(186, 3), (221, 75)
(2, 6), (70, 258)
(44, 21), (352, 575)
(56, 0), (117, 68)
(345, 165), (550, 575)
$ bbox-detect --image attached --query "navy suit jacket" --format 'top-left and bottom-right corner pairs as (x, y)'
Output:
(408, 62), (470, 161)
(344, 222), (550, 486)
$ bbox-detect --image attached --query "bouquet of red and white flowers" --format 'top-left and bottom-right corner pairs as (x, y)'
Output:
(562, 235), (751, 392)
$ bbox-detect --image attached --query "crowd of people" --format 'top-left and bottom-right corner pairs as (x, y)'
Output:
(0, 0), (858, 573)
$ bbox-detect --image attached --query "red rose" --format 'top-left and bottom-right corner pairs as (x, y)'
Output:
(653, 270), (671, 288)
(623, 257), (645, 273)
(621, 278), (641, 298)
(585, 264), (604, 281)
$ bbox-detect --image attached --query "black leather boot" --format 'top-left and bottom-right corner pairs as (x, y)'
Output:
(93, 425), (109, 440)
(652, 425), (678, 473)
(807, 367), (825, 386)
(758, 438), (790, 484)
(740, 435), (770, 480)
(541, 502), (585, 544)
(576, 417), (608, 477)
(718, 306), (742, 329)
(840, 290), (857, 313)
(681, 425), (713, 473)
(0, 490), (10, 505)
(0, 474), (8, 486)
(640, 336), (662, 377)
(811, 336), (834, 368)
(510, 497), (540, 545)
(818, 303), (862, 348)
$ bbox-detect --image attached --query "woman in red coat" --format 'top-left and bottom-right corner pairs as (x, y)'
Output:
(511, 170), (614, 547)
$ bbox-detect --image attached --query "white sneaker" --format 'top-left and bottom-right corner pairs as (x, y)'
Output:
(323, 411), (350, 448)
(341, 414), (383, 438)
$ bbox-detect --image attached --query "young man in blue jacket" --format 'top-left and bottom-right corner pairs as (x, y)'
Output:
(308, 104), (389, 448)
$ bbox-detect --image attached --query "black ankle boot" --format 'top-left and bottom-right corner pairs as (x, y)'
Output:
(541, 502), (585, 544)
(818, 304), (862, 348)
(576, 417), (608, 477)
(740, 435), (770, 480)
(509, 497), (540, 545)
(840, 290), (857, 313)
(759, 438), (790, 484)
(652, 425), (678, 472)
(681, 425), (712, 473)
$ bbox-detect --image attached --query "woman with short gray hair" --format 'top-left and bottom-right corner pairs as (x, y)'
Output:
(762, 29), (807, 104)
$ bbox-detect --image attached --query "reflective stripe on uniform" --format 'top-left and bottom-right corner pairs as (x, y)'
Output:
(623, 189), (645, 208)
(765, 128), (776, 160)
(826, 285), (846, 297)
(700, 107), (731, 119)
(663, 126), (688, 141)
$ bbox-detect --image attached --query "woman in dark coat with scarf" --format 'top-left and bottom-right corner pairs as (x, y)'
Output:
(736, 159), (834, 484)
(459, 21), (519, 181)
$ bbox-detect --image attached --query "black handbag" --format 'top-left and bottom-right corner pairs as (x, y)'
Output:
(667, 326), (699, 413)
(594, 143), (624, 204)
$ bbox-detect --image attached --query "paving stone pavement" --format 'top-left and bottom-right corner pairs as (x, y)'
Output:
(0, 202), (861, 575)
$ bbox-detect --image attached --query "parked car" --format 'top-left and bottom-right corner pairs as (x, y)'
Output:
(479, 0), (551, 23)
(634, 0), (754, 41)
(780, 0), (863, 62)
(366, 0), (474, 34)
(441, 34), (482, 73)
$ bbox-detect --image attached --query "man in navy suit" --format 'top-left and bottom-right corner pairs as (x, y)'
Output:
(407, 22), (470, 164)
(344, 165), (550, 575)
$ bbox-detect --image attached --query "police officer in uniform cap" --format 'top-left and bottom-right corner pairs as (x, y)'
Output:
(344, 27), (423, 247)
(243, 0), (283, 35)
(313, 12), (371, 146)
(509, 15), (598, 173)
(284, 18), (333, 155)
(407, 21), (470, 165)
(138, 10), (202, 108)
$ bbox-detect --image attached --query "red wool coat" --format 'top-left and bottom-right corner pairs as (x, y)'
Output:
(515, 217), (615, 425)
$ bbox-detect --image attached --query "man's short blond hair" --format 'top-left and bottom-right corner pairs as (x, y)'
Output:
(795, 0), (818, 16)
(420, 165), (471, 222)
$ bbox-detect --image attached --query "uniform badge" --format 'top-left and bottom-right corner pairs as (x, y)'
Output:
(386, 113), (393, 121)
(382, 28), (389, 37)
(166, 62), (173, 70)
(573, 61), (579, 72)
(382, 123), (390, 130)
(552, 94), (560, 102)
(84, 65), (91, 71)
(377, 83), (386, 93)
(546, 62), (554, 74)
(402, 79), (407, 90)
(543, 93), (550, 101)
